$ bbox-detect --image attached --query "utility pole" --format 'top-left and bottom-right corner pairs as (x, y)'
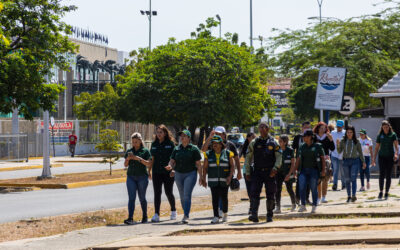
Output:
(140, 0), (157, 51)
(216, 14), (222, 38)
(41, 74), (52, 178)
(250, 0), (253, 49)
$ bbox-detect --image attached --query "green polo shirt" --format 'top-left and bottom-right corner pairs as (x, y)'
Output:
(124, 147), (151, 176)
(297, 143), (324, 169)
(171, 143), (202, 173)
(279, 147), (294, 175)
(150, 140), (175, 174)
(377, 132), (398, 157)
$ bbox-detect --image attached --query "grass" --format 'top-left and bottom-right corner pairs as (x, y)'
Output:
(0, 169), (127, 185)
(367, 196), (375, 200)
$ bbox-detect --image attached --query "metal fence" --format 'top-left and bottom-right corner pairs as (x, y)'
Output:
(0, 134), (29, 162)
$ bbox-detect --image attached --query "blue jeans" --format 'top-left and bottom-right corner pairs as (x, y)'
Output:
(126, 175), (149, 219)
(343, 158), (359, 197)
(331, 156), (344, 186)
(359, 156), (370, 187)
(298, 168), (319, 206)
(175, 170), (197, 217)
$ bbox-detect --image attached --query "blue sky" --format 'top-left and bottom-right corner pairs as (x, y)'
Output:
(62, 0), (391, 52)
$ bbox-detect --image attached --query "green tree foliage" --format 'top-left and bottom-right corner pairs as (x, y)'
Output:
(117, 18), (275, 132)
(0, 0), (78, 119)
(95, 129), (122, 175)
(268, 3), (400, 120)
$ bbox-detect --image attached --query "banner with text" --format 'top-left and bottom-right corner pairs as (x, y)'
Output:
(314, 67), (347, 111)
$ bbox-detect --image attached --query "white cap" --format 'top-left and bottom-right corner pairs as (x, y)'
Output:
(214, 126), (226, 134)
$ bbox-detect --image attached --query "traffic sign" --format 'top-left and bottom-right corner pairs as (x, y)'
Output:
(50, 116), (55, 127)
(339, 96), (356, 116)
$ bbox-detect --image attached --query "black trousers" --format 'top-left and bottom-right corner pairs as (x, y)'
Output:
(152, 173), (176, 215)
(244, 173), (252, 199)
(250, 169), (276, 217)
(211, 186), (229, 217)
(379, 156), (394, 193)
(275, 173), (296, 205)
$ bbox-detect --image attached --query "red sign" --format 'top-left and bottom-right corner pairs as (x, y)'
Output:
(41, 122), (73, 130)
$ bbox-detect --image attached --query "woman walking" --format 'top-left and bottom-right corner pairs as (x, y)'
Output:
(165, 130), (202, 223)
(286, 130), (326, 213)
(372, 120), (399, 199)
(337, 126), (366, 202)
(124, 133), (152, 225)
(150, 125), (177, 222)
(358, 129), (373, 191)
(201, 135), (234, 223)
(275, 135), (296, 213)
(313, 122), (335, 204)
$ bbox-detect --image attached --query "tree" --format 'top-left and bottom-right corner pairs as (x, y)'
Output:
(95, 129), (122, 175)
(268, 3), (400, 120)
(117, 18), (275, 138)
(0, 0), (78, 119)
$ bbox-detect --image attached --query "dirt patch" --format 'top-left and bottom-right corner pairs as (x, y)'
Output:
(0, 189), (249, 242)
(0, 169), (127, 185)
(172, 224), (400, 236)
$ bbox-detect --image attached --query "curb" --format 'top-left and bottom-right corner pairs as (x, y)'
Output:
(0, 163), (64, 172)
(0, 177), (126, 190)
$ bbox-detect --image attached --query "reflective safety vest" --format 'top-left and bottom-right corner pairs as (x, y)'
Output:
(207, 149), (231, 188)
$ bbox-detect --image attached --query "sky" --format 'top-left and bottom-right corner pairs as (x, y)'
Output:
(62, 0), (391, 53)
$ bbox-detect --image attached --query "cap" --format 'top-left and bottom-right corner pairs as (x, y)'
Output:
(211, 135), (223, 143)
(178, 130), (191, 138)
(214, 126), (226, 134)
(359, 129), (367, 135)
(336, 120), (344, 128)
(303, 129), (314, 137)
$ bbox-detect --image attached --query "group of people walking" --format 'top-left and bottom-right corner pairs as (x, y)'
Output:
(122, 119), (399, 225)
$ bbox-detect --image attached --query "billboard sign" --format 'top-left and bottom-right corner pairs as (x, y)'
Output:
(314, 67), (347, 111)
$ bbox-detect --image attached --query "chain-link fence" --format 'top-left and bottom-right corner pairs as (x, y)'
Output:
(0, 134), (29, 162)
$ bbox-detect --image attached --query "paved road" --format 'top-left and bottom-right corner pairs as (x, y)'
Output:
(0, 178), (246, 223)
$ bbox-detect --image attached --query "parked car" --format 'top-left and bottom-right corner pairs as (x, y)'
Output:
(227, 133), (245, 151)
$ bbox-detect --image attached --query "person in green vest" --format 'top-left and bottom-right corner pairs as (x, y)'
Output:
(123, 132), (152, 225)
(285, 130), (326, 213)
(150, 124), (177, 223)
(165, 130), (202, 224)
(274, 135), (296, 213)
(372, 120), (399, 199)
(201, 135), (235, 224)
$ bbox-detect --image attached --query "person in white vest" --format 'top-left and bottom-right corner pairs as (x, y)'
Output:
(331, 120), (346, 191)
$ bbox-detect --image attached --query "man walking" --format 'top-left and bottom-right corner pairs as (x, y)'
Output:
(68, 131), (78, 157)
(245, 122), (282, 223)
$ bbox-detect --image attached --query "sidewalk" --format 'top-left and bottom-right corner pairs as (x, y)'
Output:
(0, 178), (400, 249)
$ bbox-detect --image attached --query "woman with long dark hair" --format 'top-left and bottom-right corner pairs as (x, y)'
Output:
(150, 125), (177, 222)
(337, 125), (365, 203)
(372, 120), (399, 199)
(313, 122), (335, 204)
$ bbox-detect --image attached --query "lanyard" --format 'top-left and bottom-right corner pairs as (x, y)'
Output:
(346, 140), (354, 156)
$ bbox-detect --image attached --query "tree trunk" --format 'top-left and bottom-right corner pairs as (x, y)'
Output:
(197, 126), (206, 148)
(188, 124), (197, 144)
(109, 156), (112, 175)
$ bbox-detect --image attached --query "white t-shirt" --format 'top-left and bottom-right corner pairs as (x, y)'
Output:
(331, 129), (346, 159)
(359, 138), (373, 156)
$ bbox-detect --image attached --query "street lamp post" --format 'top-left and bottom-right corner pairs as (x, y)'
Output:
(140, 0), (157, 51)
(317, 0), (324, 123)
(250, 0), (253, 49)
(41, 73), (52, 178)
(216, 14), (221, 38)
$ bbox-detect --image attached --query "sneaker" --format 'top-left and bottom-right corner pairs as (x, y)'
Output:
(332, 184), (337, 191)
(378, 192), (383, 200)
(321, 197), (328, 203)
(170, 211), (177, 220)
(222, 213), (228, 223)
(351, 196), (357, 202)
(317, 199), (321, 205)
(181, 216), (189, 224)
(385, 193), (389, 200)
(124, 218), (134, 225)
(151, 213), (160, 223)
(218, 209), (223, 218)
(248, 215), (259, 223)
(291, 204), (296, 212)
(211, 216), (220, 224)
(367, 182), (370, 190)
(359, 186), (365, 191)
(141, 216), (148, 223)
(274, 206), (281, 214)
(311, 205), (317, 214)
(298, 205), (307, 212)
(346, 197), (351, 203)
